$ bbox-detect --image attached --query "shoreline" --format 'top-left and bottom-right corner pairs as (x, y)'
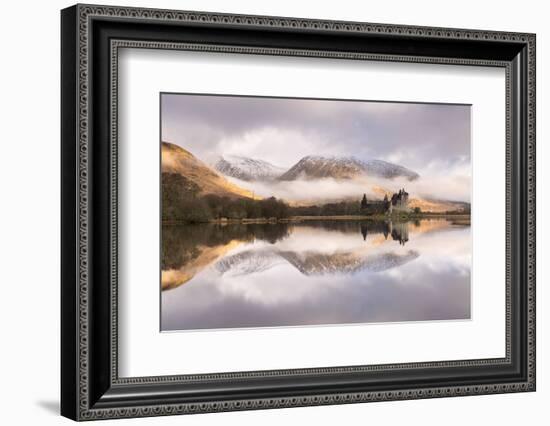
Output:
(162, 213), (471, 226)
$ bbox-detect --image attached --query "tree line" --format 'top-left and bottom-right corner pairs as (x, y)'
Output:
(162, 173), (290, 222)
(162, 172), (436, 224)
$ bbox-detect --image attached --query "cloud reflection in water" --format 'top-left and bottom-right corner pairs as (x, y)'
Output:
(161, 219), (470, 331)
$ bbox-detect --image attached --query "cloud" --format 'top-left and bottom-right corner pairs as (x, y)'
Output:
(161, 93), (471, 196)
(229, 170), (470, 204)
(214, 127), (320, 168)
(161, 224), (471, 330)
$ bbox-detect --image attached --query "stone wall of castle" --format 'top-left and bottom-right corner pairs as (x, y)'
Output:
(390, 189), (410, 212)
(361, 189), (410, 215)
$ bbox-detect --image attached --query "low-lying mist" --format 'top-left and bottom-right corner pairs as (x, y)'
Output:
(227, 174), (470, 205)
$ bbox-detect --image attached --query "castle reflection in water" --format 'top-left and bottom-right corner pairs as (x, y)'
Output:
(360, 220), (409, 245)
(161, 218), (471, 330)
(161, 219), (453, 292)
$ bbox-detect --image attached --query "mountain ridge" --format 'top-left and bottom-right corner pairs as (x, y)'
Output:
(278, 155), (419, 181)
(214, 155), (285, 181)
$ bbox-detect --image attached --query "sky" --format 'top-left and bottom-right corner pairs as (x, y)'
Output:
(161, 93), (471, 202)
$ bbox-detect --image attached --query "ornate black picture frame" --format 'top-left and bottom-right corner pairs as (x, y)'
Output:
(61, 4), (536, 421)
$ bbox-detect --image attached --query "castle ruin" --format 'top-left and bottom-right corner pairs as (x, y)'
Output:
(387, 188), (409, 213)
(361, 188), (410, 215)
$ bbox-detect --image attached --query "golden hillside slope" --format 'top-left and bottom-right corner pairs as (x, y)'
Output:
(161, 142), (253, 198)
(372, 185), (467, 213)
(408, 198), (467, 213)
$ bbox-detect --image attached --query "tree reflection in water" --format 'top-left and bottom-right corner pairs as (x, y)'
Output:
(161, 218), (471, 330)
(162, 220), (432, 290)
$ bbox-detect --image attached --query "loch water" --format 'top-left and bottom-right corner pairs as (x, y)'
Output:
(161, 218), (471, 331)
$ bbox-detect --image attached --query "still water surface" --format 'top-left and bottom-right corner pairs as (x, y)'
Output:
(161, 219), (470, 331)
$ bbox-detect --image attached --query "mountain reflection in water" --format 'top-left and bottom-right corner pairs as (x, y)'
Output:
(161, 219), (471, 331)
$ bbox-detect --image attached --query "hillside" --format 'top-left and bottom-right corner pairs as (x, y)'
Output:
(160, 143), (468, 218)
(408, 198), (469, 214)
(161, 142), (253, 198)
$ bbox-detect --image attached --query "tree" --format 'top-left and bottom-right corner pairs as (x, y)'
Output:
(161, 172), (212, 223)
(413, 207), (421, 214)
(360, 194), (368, 210)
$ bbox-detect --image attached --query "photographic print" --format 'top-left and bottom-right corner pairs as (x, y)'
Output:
(160, 93), (471, 331)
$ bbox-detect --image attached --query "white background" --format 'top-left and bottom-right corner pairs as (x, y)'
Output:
(119, 49), (505, 377)
(0, 0), (547, 425)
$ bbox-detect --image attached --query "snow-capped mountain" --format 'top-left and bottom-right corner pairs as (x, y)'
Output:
(361, 159), (420, 181)
(214, 155), (285, 181)
(278, 155), (419, 181)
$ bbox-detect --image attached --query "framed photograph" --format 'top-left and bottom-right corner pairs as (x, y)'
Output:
(61, 4), (536, 421)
